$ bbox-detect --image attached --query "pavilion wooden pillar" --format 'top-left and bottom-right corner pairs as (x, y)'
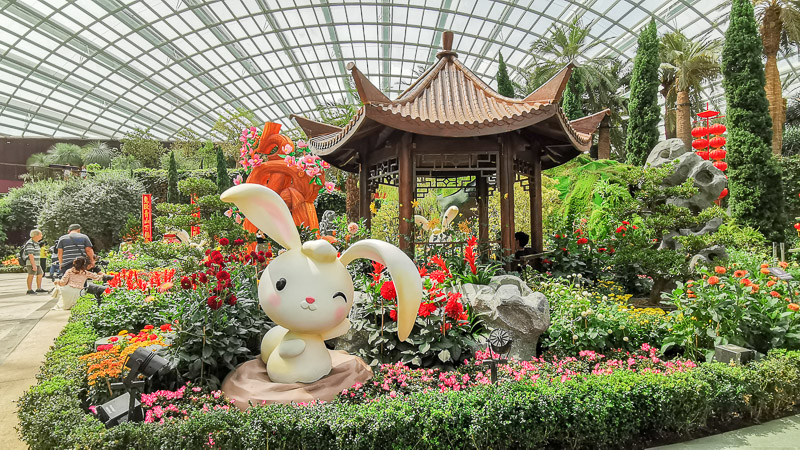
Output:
(530, 147), (543, 254)
(597, 116), (611, 160)
(476, 174), (489, 258)
(397, 133), (414, 256)
(499, 136), (516, 258)
(359, 149), (371, 229)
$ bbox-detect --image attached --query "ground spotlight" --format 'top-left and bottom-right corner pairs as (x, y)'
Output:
(96, 347), (169, 426)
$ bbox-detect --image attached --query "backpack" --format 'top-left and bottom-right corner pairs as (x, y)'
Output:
(19, 240), (29, 265)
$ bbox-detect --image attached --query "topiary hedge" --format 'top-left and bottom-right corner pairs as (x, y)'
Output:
(133, 168), (248, 204)
(17, 295), (800, 450)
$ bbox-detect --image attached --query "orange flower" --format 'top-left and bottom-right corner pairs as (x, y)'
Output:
(707, 276), (720, 285)
(688, 294), (697, 298)
(733, 270), (747, 278)
(751, 285), (760, 293)
(779, 261), (788, 269)
(767, 280), (777, 287)
(789, 303), (799, 312)
(714, 266), (727, 274)
(760, 263), (769, 269)
(760, 268), (770, 275)
(741, 278), (752, 286)
(770, 291), (781, 298)
(157, 282), (173, 293)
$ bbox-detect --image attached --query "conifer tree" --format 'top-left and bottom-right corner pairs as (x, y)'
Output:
(625, 19), (660, 166)
(496, 52), (515, 98)
(215, 145), (230, 194)
(722, 0), (785, 241)
(561, 76), (585, 121)
(167, 151), (179, 203)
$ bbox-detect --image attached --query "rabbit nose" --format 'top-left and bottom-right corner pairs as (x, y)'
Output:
(305, 297), (315, 304)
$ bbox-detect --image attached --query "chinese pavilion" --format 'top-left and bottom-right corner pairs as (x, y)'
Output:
(292, 31), (609, 258)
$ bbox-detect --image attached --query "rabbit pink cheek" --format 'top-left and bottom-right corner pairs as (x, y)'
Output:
(266, 292), (281, 307)
(335, 306), (347, 322)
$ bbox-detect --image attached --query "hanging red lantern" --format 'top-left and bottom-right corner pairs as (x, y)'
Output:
(709, 136), (726, 148)
(709, 149), (727, 160)
(718, 188), (728, 199)
(713, 161), (728, 171)
(691, 127), (709, 138)
(696, 150), (710, 160)
(709, 123), (727, 135)
(692, 138), (709, 150)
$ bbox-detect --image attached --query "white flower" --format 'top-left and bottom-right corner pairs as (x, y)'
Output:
(607, 330), (613, 334)
(577, 274), (583, 278)
(572, 335), (578, 340)
(597, 314), (604, 320)
(602, 296), (608, 301)
(623, 336), (629, 342)
(582, 291), (590, 297)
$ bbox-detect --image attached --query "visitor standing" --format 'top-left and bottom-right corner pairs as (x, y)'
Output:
(23, 229), (46, 294)
(53, 256), (102, 310)
(57, 224), (95, 275)
(80, 165), (87, 178)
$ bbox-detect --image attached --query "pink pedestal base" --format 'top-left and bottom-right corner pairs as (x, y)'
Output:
(221, 350), (372, 409)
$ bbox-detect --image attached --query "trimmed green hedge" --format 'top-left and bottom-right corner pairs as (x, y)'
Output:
(17, 295), (800, 449)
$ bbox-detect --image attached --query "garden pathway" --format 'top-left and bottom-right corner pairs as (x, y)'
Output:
(652, 414), (800, 449)
(0, 273), (66, 449)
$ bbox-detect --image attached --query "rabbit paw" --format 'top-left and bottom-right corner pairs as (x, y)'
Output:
(278, 338), (306, 358)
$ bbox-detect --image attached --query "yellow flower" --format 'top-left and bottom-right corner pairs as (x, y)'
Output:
(118, 330), (129, 335)
(411, 200), (420, 208)
(370, 203), (378, 214)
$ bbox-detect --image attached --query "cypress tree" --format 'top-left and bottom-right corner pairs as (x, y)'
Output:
(723, 0), (785, 241)
(625, 19), (660, 167)
(167, 151), (179, 203)
(496, 52), (515, 98)
(215, 146), (230, 194)
(561, 76), (584, 121)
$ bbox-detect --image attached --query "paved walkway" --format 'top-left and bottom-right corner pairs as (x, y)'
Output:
(652, 414), (800, 449)
(0, 272), (68, 450)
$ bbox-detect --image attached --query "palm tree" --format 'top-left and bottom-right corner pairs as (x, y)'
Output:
(659, 31), (722, 147)
(46, 142), (84, 167)
(522, 17), (629, 154)
(26, 152), (52, 178)
(753, 0), (800, 154)
(82, 141), (117, 167)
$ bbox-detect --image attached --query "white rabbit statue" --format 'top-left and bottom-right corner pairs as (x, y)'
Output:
(221, 184), (423, 384)
(415, 205), (459, 243)
(175, 230), (207, 250)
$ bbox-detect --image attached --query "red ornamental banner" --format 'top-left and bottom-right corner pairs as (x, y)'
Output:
(191, 195), (200, 237)
(142, 194), (152, 243)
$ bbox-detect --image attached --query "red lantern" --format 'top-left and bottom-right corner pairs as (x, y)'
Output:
(710, 149), (727, 160)
(692, 138), (709, 150)
(718, 188), (728, 199)
(691, 127), (709, 138)
(713, 161), (728, 171)
(709, 136), (726, 148)
(696, 150), (710, 160)
(709, 123), (726, 135)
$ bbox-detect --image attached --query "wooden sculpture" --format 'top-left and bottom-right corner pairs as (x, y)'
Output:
(243, 122), (322, 233)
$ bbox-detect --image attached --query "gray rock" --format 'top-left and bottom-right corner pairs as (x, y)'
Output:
(463, 275), (549, 361)
(318, 210), (337, 236)
(689, 245), (729, 270)
(646, 139), (689, 167)
(658, 217), (725, 251)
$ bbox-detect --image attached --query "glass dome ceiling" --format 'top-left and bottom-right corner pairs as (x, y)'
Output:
(0, 0), (797, 140)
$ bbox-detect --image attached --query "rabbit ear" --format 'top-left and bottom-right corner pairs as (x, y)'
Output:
(441, 206), (459, 229)
(175, 230), (190, 243)
(414, 215), (431, 231)
(340, 240), (422, 342)
(221, 184), (301, 250)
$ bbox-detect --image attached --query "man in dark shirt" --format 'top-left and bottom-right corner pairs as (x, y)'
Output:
(57, 224), (95, 275)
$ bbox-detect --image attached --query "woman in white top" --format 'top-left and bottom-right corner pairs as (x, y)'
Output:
(53, 256), (102, 310)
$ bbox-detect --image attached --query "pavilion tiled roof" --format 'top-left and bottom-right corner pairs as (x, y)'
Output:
(293, 31), (608, 170)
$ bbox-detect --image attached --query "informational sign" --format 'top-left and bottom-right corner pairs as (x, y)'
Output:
(768, 267), (794, 281)
(191, 195), (200, 237)
(142, 194), (152, 243)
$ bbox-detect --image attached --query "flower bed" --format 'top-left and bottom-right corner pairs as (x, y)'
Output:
(17, 293), (800, 449)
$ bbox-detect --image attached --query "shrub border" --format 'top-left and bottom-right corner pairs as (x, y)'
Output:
(17, 295), (800, 450)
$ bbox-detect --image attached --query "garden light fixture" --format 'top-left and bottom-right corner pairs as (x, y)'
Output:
(96, 348), (169, 426)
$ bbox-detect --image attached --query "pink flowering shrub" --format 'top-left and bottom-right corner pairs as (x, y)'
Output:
(139, 382), (232, 424)
(335, 343), (696, 404)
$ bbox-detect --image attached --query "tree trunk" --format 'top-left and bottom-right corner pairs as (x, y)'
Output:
(676, 90), (691, 148)
(345, 174), (359, 222)
(762, 7), (784, 155)
(661, 81), (675, 139)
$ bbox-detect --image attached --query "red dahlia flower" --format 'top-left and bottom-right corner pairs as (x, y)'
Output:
(207, 296), (222, 310)
(219, 238), (230, 246)
(380, 281), (397, 301)
(576, 237), (588, 245)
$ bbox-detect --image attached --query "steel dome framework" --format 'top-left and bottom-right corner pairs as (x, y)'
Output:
(0, 0), (797, 140)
